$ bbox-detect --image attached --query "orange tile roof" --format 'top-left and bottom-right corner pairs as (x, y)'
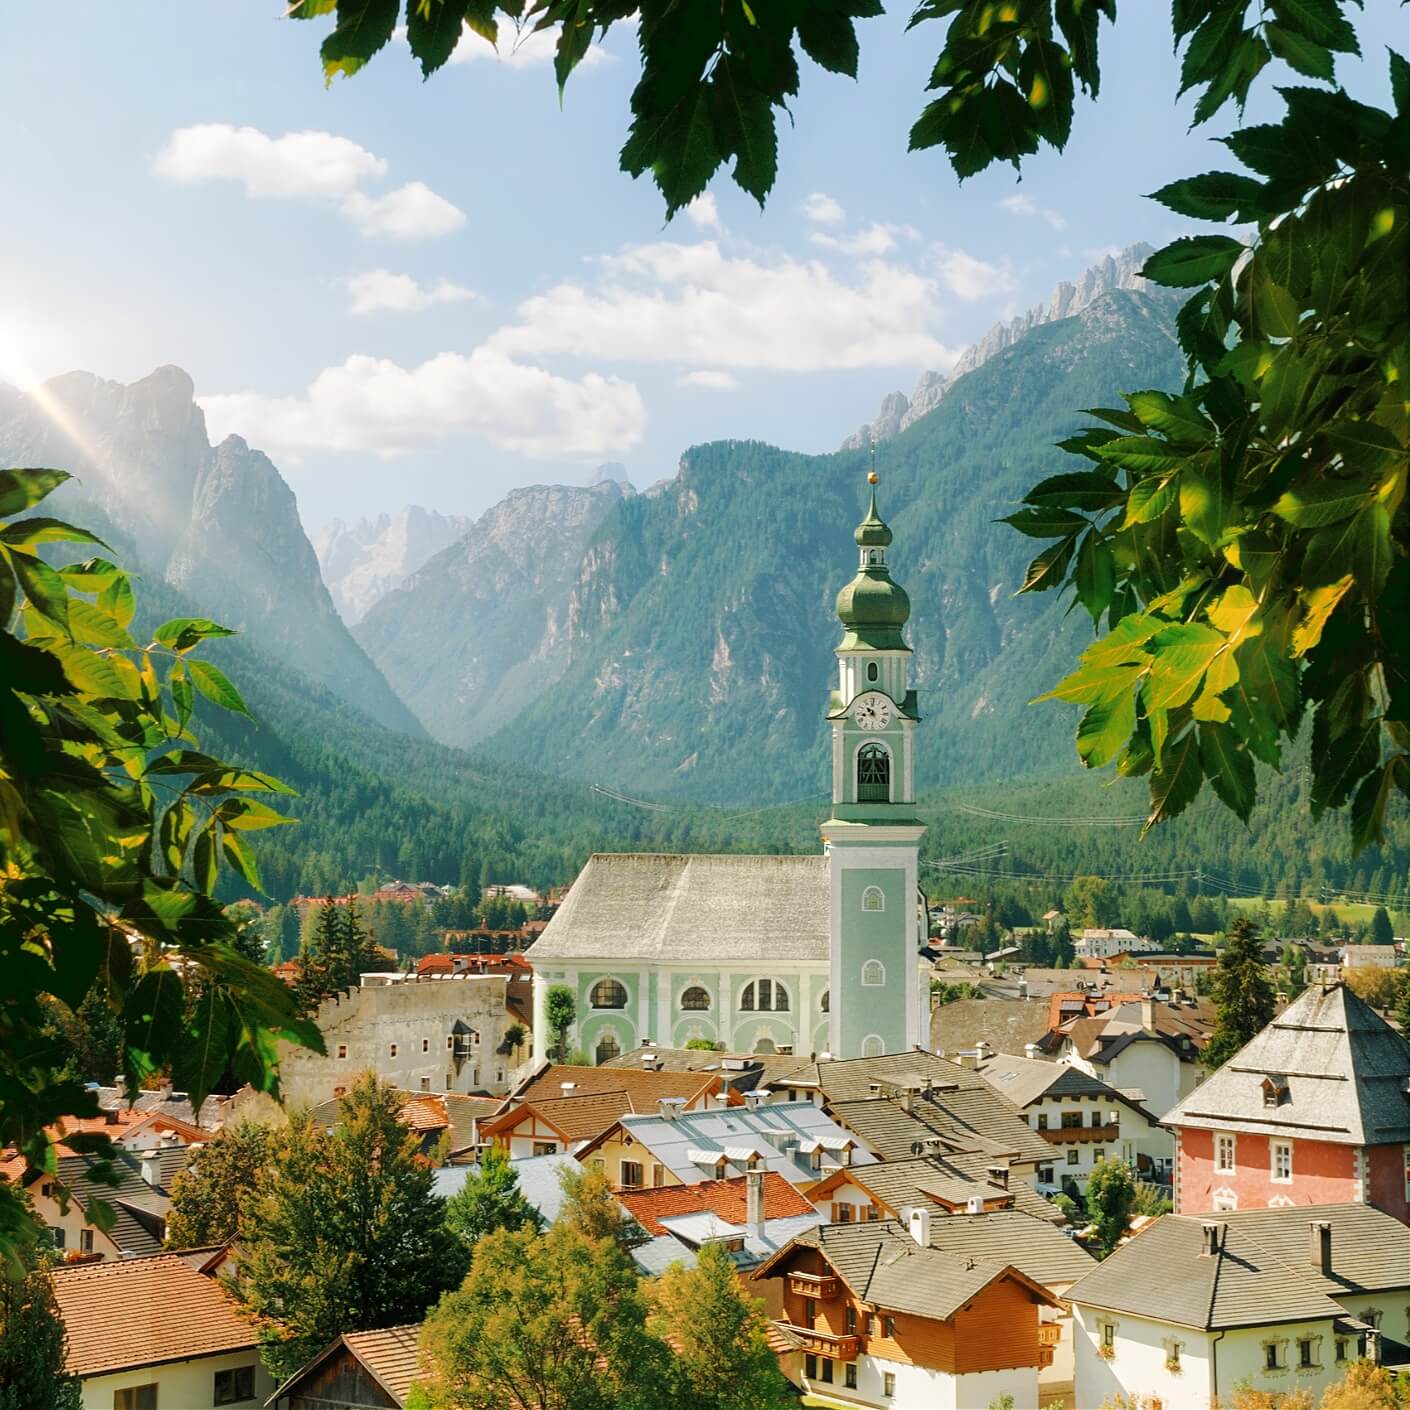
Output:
(617, 1173), (814, 1237)
(398, 1095), (449, 1132)
(340, 1326), (423, 1404)
(486, 1090), (641, 1144)
(1, 1108), (155, 1180)
(52, 1255), (257, 1378)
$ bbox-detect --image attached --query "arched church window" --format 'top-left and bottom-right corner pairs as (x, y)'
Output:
(866, 662), (879, 683)
(857, 743), (890, 802)
(861, 1034), (885, 1058)
(861, 886), (885, 912)
(819, 990), (829, 1014)
(590, 978), (628, 1009)
(595, 1031), (621, 1065)
(680, 986), (710, 1011)
(861, 959), (886, 987)
(740, 979), (790, 1012)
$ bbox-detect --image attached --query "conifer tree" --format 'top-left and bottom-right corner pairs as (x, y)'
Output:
(233, 1075), (467, 1381)
(444, 1144), (543, 1255)
(165, 1121), (271, 1249)
(297, 899), (381, 1006)
(650, 1240), (794, 1410)
(0, 1240), (81, 1410)
(1203, 918), (1275, 1070)
(1370, 906), (1394, 948)
(1395, 971), (1410, 1036)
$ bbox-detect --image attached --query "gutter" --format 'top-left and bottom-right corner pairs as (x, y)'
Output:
(1210, 1328), (1226, 1403)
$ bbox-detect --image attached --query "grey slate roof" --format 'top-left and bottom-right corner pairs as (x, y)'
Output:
(1164, 983), (1410, 1145)
(827, 1091), (1054, 1167)
(764, 1220), (1054, 1322)
(1066, 1203), (1410, 1331)
(924, 1209), (1096, 1287)
(524, 853), (829, 962)
(56, 1154), (167, 1257)
(839, 1153), (1064, 1225)
(975, 1052), (1111, 1109)
(930, 998), (1052, 1055)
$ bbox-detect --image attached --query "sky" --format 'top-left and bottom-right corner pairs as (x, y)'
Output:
(0, 5), (1401, 530)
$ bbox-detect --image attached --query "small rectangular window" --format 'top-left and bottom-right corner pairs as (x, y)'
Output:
(883, 1372), (896, 1397)
(620, 1160), (644, 1188)
(389, 1043), (398, 1059)
(845, 1363), (858, 1389)
(447, 1035), (454, 1049)
(1215, 1134), (1236, 1173)
(1092, 1148), (1104, 1162)
(115, 1388), (158, 1410)
(50, 1227), (64, 1250)
(805, 1355), (817, 1381)
(1299, 1339), (1315, 1368)
(336, 1044), (348, 1060)
(214, 1365), (256, 1404)
(532, 1141), (557, 1157)
(1335, 1338), (1348, 1363)
(422, 1038), (430, 1053)
(1037, 1113), (1048, 1130)
(1067, 1149), (1080, 1165)
(819, 1360), (834, 1384)
(1265, 1343), (1281, 1370)
(1102, 1323), (1115, 1350)
(80, 1229), (93, 1253)
(420, 1077), (431, 1091)
(652, 1165), (666, 1188)
(883, 1316), (896, 1338)
(1272, 1141), (1292, 1183)
(1061, 1111), (1082, 1129)
(845, 1306), (857, 1335)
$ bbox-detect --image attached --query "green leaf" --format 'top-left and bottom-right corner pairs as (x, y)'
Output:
(1291, 575), (1354, 656)
(1023, 471), (1124, 511)
(0, 516), (108, 550)
(1074, 530), (1115, 624)
(97, 574), (136, 630)
(1019, 37), (1075, 148)
(1191, 32), (1269, 125)
(1350, 754), (1409, 854)
(1142, 236), (1245, 288)
(1076, 689), (1136, 767)
(58, 557), (122, 592)
(1150, 171), (1267, 222)
(1098, 437), (1189, 475)
(1268, 0), (1358, 53)
(798, 8), (860, 77)
(153, 617), (238, 653)
(188, 660), (253, 720)
(1078, 614), (1160, 669)
(1349, 504), (1392, 599)
(1272, 478), (1373, 527)
(1054, 0), (1104, 93)
(999, 507), (1088, 538)
(9, 550), (70, 631)
(169, 660), (193, 730)
(1391, 47), (1410, 120)
(1125, 391), (1214, 445)
(1250, 272), (1300, 338)
(1019, 535), (1079, 593)
(1180, 460), (1233, 547)
(1179, 3), (1250, 95)
(1199, 721), (1255, 820)
(123, 967), (186, 1070)
(0, 469), (71, 517)
(220, 829), (264, 892)
(320, 0), (400, 82)
(1124, 475), (1179, 525)
(710, 61), (778, 209)
(1037, 660), (1147, 707)
(217, 798), (296, 832)
(1144, 727), (1204, 832)
(1144, 622), (1227, 711)
(406, 0), (472, 76)
(1265, 22), (1334, 80)
(66, 599), (136, 651)
(170, 987), (234, 1113)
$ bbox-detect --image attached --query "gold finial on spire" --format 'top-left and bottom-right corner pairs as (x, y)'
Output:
(868, 435), (879, 485)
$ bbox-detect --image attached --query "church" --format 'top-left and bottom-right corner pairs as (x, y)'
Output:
(526, 474), (929, 1064)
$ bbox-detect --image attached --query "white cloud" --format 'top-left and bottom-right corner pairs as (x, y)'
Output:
(201, 349), (644, 459)
(935, 247), (1016, 302)
(490, 240), (953, 372)
(155, 123), (463, 240)
(800, 192), (846, 225)
(345, 270), (478, 314)
(340, 182), (465, 239)
(678, 370), (738, 389)
(684, 193), (721, 231)
(419, 20), (615, 69)
(809, 222), (917, 257)
(998, 192), (1067, 231)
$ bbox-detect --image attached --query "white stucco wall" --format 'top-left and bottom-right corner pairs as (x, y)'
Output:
(80, 1350), (272, 1410)
(808, 1354), (1038, 1410)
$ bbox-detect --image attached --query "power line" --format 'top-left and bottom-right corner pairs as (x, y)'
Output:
(951, 801), (1149, 827)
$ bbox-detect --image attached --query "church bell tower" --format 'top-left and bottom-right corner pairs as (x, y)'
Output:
(823, 471), (928, 1058)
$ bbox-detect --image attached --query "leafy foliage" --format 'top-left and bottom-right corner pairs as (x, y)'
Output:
(546, 984), (576, 1060)
(295, 898), (382, 1006)
(1084, 1156), (1137, 1258)
(164, 1121), (272, 1249)
(1203, 916), (1276, 1068)
(444, 1143), (544, 1254)
(231, 1073), (467, 1381)
(0, 470), (320, 1266)
(557, 1163), (650, 1253)
(0, 1232), (81, 1410)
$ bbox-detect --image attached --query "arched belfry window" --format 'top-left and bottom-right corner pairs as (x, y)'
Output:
(819, 990), (830, 1014)
(857, 743), (890, 802)
(740, 979), (789, 1012)
(590, 978), (628, 1009)
(595, 1031), (621, 1065)
(680, 986), (710, 1011)
(866, 662), (879, 683)
(862, 886), (885, 912)
(861, 1034), (885, 1058)
(861, 959), (886, 987)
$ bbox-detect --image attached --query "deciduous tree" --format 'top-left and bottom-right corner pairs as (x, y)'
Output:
(1085, 1157), (1137, 1259)
(1204, 917), (1275, 1068)
(233, 1074), (467, 1381)
(0, 1232), (81, 1410)
(444, 1144), (543, 1255)
(558, 1164), (650, 1254)
(165, 1121), (272, 1249)
(545, 984), (576, 1060)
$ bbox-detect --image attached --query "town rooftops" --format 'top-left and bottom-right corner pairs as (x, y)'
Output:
(974, 1051), (1160, 1130)
(1164, 982), (1410, 1145)
(1066, 1203), (1410, 1331)
(52, 1152), (173, 1257)
(755, 1219), (1059, 1322)
(52, 1254), (257, 1378)
(484, 1089), (646, 1145)
(929, 997), (1052, 1056)
(524, 852), (829, 962)
(511, 1061), (721, 1109)
(267, 1324), (423, 1408)
(923, 1208), (1096, 1287)
(617, 1172), (816, 1236)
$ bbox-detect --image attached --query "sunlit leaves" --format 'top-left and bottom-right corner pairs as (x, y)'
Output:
(1142, 236), (1245, 288)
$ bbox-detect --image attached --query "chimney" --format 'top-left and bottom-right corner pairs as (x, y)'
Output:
(659, 1097), (685, 1122)
(957, 1050), (978, 1071)
(560, 1082), (578, 1095)
(113, 1076), (128, 1108)
(140, 1153), (161, 1189)
(905, 1205), (932, 1248)
(975, 1040), (993, 1062)
(987, 1162), (1010, 1190)
(1141, 998), (1157, 1034)
(640, 1053), (659, 1070)
(1024, 1043), (1041, 1060)
(1200, 1222), (1223, 1257)
(1310, 1220), (1332, 1275)
(158, 1078), (173, 1101)
(742, 1091), (766, 1111)
(746, 1169), (766, 1242)
(966, 1195), (985, 1214)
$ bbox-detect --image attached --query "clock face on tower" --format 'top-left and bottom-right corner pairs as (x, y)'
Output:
(852, 693), (893, 731)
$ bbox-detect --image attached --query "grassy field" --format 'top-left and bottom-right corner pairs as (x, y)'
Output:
(1226, 896), (1408, 930)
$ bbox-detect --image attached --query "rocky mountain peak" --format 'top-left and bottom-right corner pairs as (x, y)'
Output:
(841, 242), (1156, 450)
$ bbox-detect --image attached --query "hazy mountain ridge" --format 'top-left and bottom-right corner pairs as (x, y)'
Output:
(0, 366), (421, 736)
(841, 243), (1156, 450)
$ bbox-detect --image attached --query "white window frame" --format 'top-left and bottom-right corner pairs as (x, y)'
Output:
(1215, 1133), (1236, 1173)
(1271, 1139), (1293, 1184)
(861, 959), (886, 987)
(861, 885), (885, 912)
(861, 1034), (885, 1058)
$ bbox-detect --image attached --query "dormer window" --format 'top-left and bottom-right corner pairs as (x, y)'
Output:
(1261, 1074), (1289, 1108)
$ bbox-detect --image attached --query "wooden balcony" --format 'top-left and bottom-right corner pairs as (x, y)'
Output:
(1040, 1123), (1119, 1145)
(788, 1272), (839, 1300)
(1038, 1323), (1062, 1346)
(781, 1325), (861, 1360)
(1039, 1345), (1056, 1369)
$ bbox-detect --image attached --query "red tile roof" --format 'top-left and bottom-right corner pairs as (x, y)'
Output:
(52, 1255), (257, 1377)
(616, 1173), (814, 1237)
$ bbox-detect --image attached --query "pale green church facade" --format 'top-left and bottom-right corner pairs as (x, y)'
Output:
(526, 477), (929, 1064)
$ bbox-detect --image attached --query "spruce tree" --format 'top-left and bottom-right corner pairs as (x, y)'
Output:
(233, 1074), (467, 1381)
(0, 1242), (81, 1410)
(1203, 917), (1275, 1070)
(1370, 906), (1394, 948)
(445, 1145), (543, 1255)
(1395, 971), (1410, 1036)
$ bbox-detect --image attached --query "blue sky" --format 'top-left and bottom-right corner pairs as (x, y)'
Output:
(1, 5), (1400, 529)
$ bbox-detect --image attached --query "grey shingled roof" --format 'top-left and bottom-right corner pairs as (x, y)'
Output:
(975, 1052), (1112, 1109)
(839, 1153), (1064, 1225)
(56, 1154), (167, 1257)
(1066, 1203), (1410, 1331)
(767, 1220), (1047, 1322)
(524, 853), (829, 961)
(924, 1209), (1096, 1287)
(1165, 983), (1410, 1145)
(828, 1091), (1053, 1166)
(930, 998), (1052, 1055)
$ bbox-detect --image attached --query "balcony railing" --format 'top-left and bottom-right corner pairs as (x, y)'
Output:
(1041, 1123), (1120, 1144)
(788, 1273), (839, 1300)
(1038, 1323), (1062, 1346)
(780, 1325), (861, 1360)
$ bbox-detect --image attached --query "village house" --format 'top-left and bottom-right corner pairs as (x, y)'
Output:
(267, 1325), (423, 1409)
(1340, 943), (1404, 970)
(575, 1095), (877, 1191)
(306, 1089), (500, 1162)
(754, 1215), (1063, 1409)
(52, 1254), (272, 1409)
(370, 879), (449, 906)
(483, 882), (542, 905)
(1073, 928), (1158, 961)
(974, 1047), (1171, 1191)
(1067, 1203), (1410, 1410)
(1165, 981), (1410, 1222)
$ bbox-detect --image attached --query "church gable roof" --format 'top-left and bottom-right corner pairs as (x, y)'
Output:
(1164, 983), (1410, 1145)
(524, 852), (830, 962)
